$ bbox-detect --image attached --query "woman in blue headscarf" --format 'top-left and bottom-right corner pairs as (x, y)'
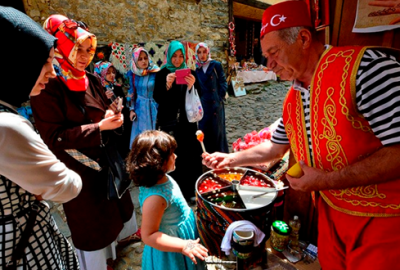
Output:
(153, 40), (203, 202)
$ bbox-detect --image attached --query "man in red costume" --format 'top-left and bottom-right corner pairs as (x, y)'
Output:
(202, 1), (400, 269)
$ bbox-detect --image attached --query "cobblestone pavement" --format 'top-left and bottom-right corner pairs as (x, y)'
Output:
(51, 80), (290, 270)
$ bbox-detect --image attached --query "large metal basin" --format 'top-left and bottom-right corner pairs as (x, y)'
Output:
(196, 167), (277, 261)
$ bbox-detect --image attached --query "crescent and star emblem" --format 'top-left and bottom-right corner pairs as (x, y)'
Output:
(270, 14), (287, 26)
(260, 14), (287, 33)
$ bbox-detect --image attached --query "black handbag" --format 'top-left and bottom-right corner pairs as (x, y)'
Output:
(5, 201), (40, 270)
(104, 142), (131, 200)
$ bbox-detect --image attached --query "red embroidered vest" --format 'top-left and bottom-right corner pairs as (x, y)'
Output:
(283, 46), (400, 217)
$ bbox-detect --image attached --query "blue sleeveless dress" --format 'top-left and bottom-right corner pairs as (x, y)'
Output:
(139, 176), (203, 270)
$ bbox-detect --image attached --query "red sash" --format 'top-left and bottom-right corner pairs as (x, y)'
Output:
(283, 46), (400, 217)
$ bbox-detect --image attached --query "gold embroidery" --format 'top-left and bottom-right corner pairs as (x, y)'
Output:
(309, 47), (333, 168)
(330, 185), (385, 199)
(285, 103), (298, 159)
(313, 49), (372, 172)
(312, 48), (393, 209)
(295, 92), (305, 162)
(320, 87), (348, 171)
(320, 192), (400, 217)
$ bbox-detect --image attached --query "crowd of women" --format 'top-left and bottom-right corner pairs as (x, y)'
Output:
(0, 7), (230, 270)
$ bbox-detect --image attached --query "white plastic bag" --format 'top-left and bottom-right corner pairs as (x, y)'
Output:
(185, 86), (203, 122)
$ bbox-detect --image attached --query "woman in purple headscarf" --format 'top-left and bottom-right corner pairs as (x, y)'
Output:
(126, 47), (160, 148)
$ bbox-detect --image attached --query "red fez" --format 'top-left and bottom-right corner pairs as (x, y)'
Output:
(260, 1), (312, 39)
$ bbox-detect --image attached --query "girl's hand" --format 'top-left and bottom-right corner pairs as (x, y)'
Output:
(130, 110), (137, 121)
(105, 90), (114, 99)
(185, 74), (195, 90)
(98, 113), (123, 131)
(181, 238), (208, 264)
(166, 73), (176, 90)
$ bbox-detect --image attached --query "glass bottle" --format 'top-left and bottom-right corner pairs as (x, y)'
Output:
(288, 215), (301, 250)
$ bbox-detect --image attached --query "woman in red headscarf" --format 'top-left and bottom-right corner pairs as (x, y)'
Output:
(30, 15), (137, 270)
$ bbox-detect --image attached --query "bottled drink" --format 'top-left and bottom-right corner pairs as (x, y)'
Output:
(288, 215), (301, 249)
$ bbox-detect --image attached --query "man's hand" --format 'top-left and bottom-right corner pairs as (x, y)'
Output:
(202, 152), (237, 169)
(285, 161), (329, 192)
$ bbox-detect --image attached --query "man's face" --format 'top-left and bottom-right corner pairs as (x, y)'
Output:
(261, 30), (303, 81)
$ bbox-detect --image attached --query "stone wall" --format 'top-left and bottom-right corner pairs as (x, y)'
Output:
(22, 0), (229, 64)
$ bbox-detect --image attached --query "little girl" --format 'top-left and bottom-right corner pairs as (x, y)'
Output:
(127, 130), (208, 270)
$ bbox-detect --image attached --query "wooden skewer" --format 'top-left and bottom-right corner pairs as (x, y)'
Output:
(200, 141), (206, 153)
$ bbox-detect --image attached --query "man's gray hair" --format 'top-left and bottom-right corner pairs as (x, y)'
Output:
(277, 27), (303, 44)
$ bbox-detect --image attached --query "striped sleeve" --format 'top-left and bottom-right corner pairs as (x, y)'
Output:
(271, 117), (290, 144)
(356, 49), (400, 146)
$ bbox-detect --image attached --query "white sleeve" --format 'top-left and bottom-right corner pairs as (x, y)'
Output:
(0, 113), (82, 203)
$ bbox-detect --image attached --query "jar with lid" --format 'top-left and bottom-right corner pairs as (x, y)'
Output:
(270, 220), (291, 252)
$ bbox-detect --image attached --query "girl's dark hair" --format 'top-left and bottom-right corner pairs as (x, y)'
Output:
(126, 130), (177, 187)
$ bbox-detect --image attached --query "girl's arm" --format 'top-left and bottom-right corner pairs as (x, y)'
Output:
(141, 195), (208, 263)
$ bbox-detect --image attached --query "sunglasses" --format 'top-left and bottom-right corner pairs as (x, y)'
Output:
(64, 19), (89, 31)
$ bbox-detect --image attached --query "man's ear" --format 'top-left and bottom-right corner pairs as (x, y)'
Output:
(298, 29), (312, 49)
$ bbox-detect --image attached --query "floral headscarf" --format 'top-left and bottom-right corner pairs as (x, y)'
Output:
(130, 47), (160, 76)
(94, 61), (120, 88)
(195, 42), (212, 68)
(43, 14), (97, 91)
(162, 40), (187, 72)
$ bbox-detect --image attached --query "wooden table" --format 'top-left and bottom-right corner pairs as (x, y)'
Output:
(236, 70), (277, 83)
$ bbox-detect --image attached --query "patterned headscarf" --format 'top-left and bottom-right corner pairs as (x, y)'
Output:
(195, 42), (212, 68)
(43, 14), (97, 91)
(94, 61), (120, 88)
(162, 40), (187, 72)
(130, 47), (160, 76)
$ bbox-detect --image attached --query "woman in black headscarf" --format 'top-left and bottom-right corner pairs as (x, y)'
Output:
(0, 7), (81, 269)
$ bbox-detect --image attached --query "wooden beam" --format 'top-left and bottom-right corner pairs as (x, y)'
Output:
(331, 0), (344, 46)
(234, 0), (270, 10)
(233, 15), (262, 22)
